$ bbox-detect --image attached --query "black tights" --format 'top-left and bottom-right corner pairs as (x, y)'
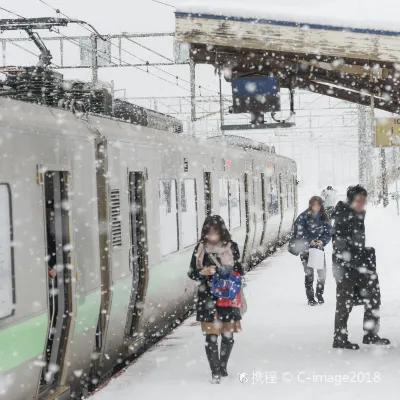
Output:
(205, 333), (234, 345)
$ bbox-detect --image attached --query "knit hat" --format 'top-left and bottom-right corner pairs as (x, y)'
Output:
(347, 185), (368, 203)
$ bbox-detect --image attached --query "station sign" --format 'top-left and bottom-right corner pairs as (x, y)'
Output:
(375, 118), (400, 147)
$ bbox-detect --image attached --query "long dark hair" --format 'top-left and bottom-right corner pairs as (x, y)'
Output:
(200, 215), (232, 244)
(308, 196), (328, 221)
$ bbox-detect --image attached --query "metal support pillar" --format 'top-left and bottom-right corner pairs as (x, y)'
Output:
(91, 34), (98, 84)
(357, 104), (367, 187)
(367, 94), (375, 197)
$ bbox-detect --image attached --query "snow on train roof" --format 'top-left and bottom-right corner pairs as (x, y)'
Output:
(176, 0), (400, 34)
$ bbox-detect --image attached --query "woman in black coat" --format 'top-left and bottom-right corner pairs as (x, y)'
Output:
(188, 215), (243, 384)
(293, 196), (331, 306)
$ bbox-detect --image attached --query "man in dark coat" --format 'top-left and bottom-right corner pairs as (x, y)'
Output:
(331, 185), (390, 349)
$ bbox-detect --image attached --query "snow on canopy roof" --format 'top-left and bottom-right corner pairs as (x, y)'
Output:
(176, 0), (400, 35)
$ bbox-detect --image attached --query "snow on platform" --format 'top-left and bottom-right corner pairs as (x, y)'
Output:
(91, 206), (400, 400)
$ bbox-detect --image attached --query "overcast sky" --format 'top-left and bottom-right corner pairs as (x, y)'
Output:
(0, 0), (217, 99)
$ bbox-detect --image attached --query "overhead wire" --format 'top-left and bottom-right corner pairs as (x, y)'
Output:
(3, 3), (228, 120)
(0, 6), (25, 18)
(37, 0), (221, 95)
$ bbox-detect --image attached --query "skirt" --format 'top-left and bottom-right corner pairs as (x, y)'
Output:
(200, 310), (242, 335)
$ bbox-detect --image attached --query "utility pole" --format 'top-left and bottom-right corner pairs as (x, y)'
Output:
(381, 147), (389, 207)
(91, 34), (98, 84)
(189, 58), (196, 136)
(393, 147), (399, 215)
(218, 68), (225, 135)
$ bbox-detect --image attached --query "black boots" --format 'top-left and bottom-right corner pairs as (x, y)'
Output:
(333, 338), (360, 350)
(205, 335), (221, 383)
(205, 334), (235, 382)
(308, 298), (318, 306)
(363, 334), (390, 346)
(220, 336), (234, 377)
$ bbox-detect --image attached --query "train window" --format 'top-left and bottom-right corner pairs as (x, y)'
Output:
(268, 177), (279, 216)
(286, 182), (290, 208)
(181, 179), (198, 247)
(219, 179), (230, 229)
(0, 184), (14, 319)
(229, 179), (241, 229)
(159, 180), (179, 256)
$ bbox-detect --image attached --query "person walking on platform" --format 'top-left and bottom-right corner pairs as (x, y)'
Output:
(331, 185), (390, 350)
(188, 215), (243, 384)
(321, 186), (337, 218)
(293, 196), (331, 306)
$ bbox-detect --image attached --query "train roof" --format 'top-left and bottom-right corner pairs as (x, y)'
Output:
(207, 135), (272, 153)
(206, 135), (296, 164)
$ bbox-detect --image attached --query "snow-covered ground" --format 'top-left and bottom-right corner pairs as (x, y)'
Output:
(91, 200), (400, 400)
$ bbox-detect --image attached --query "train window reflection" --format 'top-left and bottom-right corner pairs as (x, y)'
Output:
(0, 184), (14, 319)
(219, 179), (230, 229)
(229, 179), (241, 229)
(159, 180), (179, 256)
(181, 179), (198, 247)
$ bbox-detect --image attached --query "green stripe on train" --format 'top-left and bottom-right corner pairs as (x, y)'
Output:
(0, 312), (48, 373)
(74, 289), (101, 335)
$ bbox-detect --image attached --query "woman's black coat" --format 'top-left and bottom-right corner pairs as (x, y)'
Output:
(188, 241), (243, 322)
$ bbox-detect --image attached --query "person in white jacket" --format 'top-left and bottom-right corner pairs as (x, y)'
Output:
(321, 186), (337, 216)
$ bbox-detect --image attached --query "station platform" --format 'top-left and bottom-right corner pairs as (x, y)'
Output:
(91, 205), (400, 400)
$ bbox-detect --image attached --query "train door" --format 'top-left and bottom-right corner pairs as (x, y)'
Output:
(41, 171), (72, 386)
(260, 173), (267, 245)
(204, 172), (212, 217)
(125, 171), (148, 337)
(278, 173), (284, 239)
(242, 173), (251, 263)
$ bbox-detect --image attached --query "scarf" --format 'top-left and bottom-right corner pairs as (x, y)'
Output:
(196, 241), (234, 270)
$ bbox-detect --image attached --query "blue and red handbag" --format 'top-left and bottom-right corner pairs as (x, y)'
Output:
(208, 253), (241, 300)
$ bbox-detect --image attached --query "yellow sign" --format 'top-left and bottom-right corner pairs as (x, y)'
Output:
(375, 118), (400, 147)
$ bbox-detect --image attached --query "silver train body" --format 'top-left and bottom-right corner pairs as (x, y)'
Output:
(0, 98), (297, 399)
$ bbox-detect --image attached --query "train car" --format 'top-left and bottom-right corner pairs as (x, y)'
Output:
(0, 97), (297, 400)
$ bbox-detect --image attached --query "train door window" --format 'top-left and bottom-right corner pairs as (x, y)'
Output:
(0, 184), (14, 319)
(268, 177), (279, 216)
(278, 174), (283, 216)
(126, 172), (147, 337)
(181, 179), (198, 247)
(219, 179), (230, 229)
(229, 179), (241, 229)
(260, 174), (267, 221)
(42, 171), (71, 386)
(286, 181), (290, 208)
(204, 172), (212, 217)
(159, 180), (179, 256)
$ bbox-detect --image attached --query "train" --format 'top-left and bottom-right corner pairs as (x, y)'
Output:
(0, 96), (297, 400)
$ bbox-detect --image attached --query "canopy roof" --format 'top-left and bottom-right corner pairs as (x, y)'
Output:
(175, 0), (400, 114)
